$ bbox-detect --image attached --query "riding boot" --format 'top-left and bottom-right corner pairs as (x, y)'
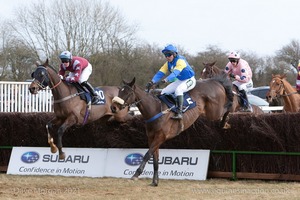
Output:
(239, 90), (252, 112)
(81, 81), (100, 103)
(171, 95), (184, 120)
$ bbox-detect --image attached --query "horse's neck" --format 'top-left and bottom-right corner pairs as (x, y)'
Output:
(282, 80), (300, 111)
(135, 86), (160, 117)
(283, 80), (296, 93)
(47, 68), (74, 99)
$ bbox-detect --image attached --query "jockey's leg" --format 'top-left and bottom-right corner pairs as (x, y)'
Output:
(239, 89), (252, 112)
(81, 81), (100, 103)
(171, 95), (183, 120)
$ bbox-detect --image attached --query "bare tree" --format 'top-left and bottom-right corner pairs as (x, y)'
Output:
(10, 0), (138, 65)
(275, 39), (300, 72)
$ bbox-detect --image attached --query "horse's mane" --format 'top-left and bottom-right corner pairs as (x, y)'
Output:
(46, 64), (58, 74)
(273, 74), (296, 91)
(211, 73), (234, 104)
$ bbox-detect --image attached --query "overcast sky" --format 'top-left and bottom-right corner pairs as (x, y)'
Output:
(1, 0), (300, 56)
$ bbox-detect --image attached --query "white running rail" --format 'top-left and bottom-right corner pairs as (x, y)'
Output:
(0, 81), (53, 112)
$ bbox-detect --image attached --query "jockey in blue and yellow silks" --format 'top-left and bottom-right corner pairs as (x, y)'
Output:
(146, 44), (196, 120)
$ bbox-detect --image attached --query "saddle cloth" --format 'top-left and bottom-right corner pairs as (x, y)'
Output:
(72, 82), (106, 105)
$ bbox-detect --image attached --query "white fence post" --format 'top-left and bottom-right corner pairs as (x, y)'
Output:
(0, 81), (53, 113)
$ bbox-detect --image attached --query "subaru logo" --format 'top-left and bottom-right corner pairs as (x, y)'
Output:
(21, 151), (40, 163)
(125, 153), (143, 166)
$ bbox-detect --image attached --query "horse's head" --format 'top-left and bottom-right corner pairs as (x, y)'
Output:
(200, 61), (218, 79)
(29, 59), (51, 94)
(111, 77), (136, 113)
(267, 74), (286, 102)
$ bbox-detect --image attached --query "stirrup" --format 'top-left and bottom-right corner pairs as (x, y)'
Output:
(171, 113), (183, 120)
(92, 95), (100, 103)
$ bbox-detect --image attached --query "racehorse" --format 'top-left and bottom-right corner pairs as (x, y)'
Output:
(29, 59), (132, 159)
(111, 75), (233, 186)
(200, 61), (264, 114)
(268, 74), (300, 112)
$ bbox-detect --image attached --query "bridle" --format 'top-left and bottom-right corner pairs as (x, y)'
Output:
(202, 65), (217, 79)
(31, 66), (62, 90)
(30, 65), (83, 104)
(118, 85), (141, 109)
(270, 78), (298, 97)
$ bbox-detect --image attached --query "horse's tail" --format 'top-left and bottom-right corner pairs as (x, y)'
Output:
(212, 72), (234, 111)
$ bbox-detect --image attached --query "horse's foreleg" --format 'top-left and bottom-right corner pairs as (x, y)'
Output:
(57, 124), (69, 160)
(131, 150), (152, 180)
(220, 111), (231, 129)
(46, 122), (57, 153)
(57, 118), (76, 160)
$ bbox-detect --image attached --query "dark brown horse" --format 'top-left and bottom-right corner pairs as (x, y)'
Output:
(111, 74), (233, 186)
(268, 74), (300, 112)
(29, 59), (132, 159)
(200, 62), (264, 114)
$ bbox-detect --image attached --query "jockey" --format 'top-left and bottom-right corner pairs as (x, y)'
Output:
(224, 51), (253, 112)
(146, 44), (196, 120)
(58, 51), (100, 103)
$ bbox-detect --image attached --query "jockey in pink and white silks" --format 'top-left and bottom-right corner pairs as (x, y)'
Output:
(146, 44), (196, 120)
(224, 51), (253, 112)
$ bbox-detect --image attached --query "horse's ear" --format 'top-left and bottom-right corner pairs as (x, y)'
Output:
(282, 74), (287, 79)
(129, 77), (135, 87)
(35, 61), (41, 67)
(212, 61), (217, 66)
(45, 58), (49, 66)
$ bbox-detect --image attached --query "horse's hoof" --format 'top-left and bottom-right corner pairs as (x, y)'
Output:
(59, 152), (66, 160)
(223, 123), (231, 129)
(150, 182), (158, 187)
(50, 146), (57, 153)
(131, 176), (139, 181)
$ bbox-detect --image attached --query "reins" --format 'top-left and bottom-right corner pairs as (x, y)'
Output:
(34, 66), (83, 104)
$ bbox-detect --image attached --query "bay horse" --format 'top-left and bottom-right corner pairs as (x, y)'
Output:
(29, 59), (132, 159)
(200, 61), (264, 114)
(111, 74), (233, 186)
(268, 74), (300, 112)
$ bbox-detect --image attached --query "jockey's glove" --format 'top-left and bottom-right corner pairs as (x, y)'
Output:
(146, 81), (154, 90)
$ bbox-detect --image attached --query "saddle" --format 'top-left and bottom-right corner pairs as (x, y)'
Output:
(71, 82), (106, 105)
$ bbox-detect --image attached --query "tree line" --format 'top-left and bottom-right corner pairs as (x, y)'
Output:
(1, 0), (300, 88)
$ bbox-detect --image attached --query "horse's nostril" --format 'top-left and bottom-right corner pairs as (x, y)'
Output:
(111, 105), (116, 113)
